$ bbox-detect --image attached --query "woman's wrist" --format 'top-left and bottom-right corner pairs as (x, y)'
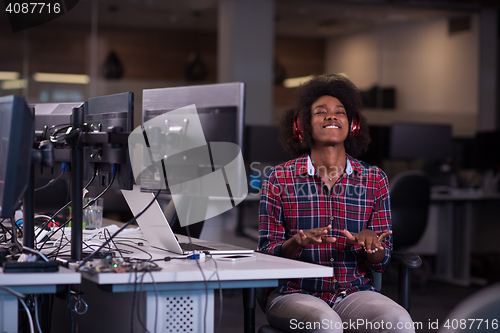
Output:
(282, 234), (303, 259)
(366, 246), (386, 263)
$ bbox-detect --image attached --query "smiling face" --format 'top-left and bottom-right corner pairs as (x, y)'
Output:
(310, 95), (349, 148)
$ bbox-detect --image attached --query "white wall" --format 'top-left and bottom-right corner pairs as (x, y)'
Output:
(326, 15), (479, 137)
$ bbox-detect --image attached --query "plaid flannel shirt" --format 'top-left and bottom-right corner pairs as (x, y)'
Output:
(258, 153), (392, 306)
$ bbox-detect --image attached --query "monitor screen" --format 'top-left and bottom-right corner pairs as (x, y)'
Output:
(474, 131), (500, 171)
(85, 92), (134, 190)
(358, 125), (391, 167)
(389, 122), (453, 161)
(244, 125), (291, 167)
(0, 95), (34, 218)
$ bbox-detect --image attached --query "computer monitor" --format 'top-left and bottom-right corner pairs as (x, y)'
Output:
(389, 122), (453, 161)
(473, 131), (500, 171)
(358, 125), (391, 167)
(31, 102), (84, 179)
(244, 125), (291, 167)
(84, 92), (134, 190)
(0, 95), (34, 218)
(132, 82), (246, 229)
(138, 82), (245, 196)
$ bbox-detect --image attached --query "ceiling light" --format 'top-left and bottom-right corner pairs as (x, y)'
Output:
(283, 75), (315, 88)
(0, 71), (20, 80)
(1, 79), (27, 90)
(33, 72), (90, 84)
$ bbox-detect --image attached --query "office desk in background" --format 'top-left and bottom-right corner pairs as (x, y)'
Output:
(430, 189), (500, 286)
(0, 267), (81, 333)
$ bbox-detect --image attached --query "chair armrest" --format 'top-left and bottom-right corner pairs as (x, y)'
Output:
(392, 251), (422, 311)
(392, 251), (422, 269)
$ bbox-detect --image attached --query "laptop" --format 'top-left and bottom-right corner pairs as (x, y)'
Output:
(121, 186), (254, 255)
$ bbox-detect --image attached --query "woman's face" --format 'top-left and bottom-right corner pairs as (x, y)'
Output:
(310, 95), (349, 148)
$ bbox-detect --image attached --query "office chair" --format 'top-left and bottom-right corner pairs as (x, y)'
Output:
(438, 282), (500, 333)
(389, 170), (431, 292)
(390, 170), (430, 250)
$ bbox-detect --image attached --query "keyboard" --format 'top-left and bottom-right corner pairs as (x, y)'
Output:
(179, 243), (216, 252)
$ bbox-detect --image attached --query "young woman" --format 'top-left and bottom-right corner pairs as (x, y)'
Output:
(258, 74), (415, 333)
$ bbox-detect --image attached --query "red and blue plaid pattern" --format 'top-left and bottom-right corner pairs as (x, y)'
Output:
(258, 154), (392, 306)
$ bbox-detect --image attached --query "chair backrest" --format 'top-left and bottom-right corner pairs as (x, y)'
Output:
(390, 171), (430, 250)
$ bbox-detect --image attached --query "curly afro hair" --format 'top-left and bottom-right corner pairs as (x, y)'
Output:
(279, 74), (370, 159)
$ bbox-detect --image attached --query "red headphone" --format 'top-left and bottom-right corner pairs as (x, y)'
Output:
(351, 112), (360, 138)
(293, 114), (303, 143)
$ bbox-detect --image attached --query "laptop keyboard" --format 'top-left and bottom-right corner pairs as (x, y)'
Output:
(179, 243), (217, 252)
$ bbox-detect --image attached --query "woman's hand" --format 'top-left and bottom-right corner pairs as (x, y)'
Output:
(297, 225), (337, 246)
(342, 229), (392, 263)
(282, 225), (336, 259)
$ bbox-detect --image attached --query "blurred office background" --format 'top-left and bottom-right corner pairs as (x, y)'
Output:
(1, 0), (500, 331)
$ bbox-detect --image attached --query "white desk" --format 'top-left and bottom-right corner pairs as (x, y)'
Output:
(79, 235), (332, 333)
(0, 267), (81, 333)
(431, 190), (500, 286)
